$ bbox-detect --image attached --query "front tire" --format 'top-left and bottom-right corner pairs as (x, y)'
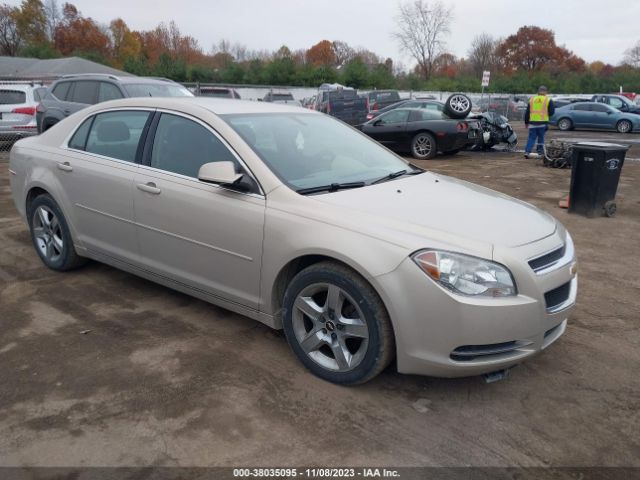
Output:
(411, 132), (437, 159)
(28, 194), (87, 271)
(282, 262), (395, 385)
(557, 118), (573, 131)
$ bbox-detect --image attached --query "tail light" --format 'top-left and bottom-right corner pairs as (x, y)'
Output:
(372, 102), (379, 111)
(456, 121), (469, 132)
(12, 106), (36, 116)
(326, 102), (331, 113)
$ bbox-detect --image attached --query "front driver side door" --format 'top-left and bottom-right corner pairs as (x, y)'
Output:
(366, 109), (410, 147)
(133, 112), (265, 310)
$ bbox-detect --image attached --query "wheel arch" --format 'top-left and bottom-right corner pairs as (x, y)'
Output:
(270, 253), (396, 339)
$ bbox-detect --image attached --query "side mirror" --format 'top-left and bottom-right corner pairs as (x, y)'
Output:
(198, 161), (243, 185)
(373, 119), (383, 126)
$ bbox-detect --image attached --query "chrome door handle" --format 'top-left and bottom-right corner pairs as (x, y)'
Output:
(136, 182), (161, 195)
(56, 161), (73, 172)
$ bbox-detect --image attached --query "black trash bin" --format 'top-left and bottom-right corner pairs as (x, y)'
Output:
(569, 142), (628, 218)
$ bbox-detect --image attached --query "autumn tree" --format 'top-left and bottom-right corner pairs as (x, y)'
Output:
(109, 18), (140, 68)
(393, 0), (453, 80)
(306, 40), (336, 66)
(14, 0), (48, 48)
(54, 3), (111, 59)
(467, 33), (498, 76)
(0, 4), (21, 55)
(497, 26), (585, 73)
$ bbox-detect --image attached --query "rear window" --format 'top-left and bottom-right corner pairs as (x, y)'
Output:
(370, 91), (400, 101)
(123, 83), (193, 98)
(267, 93), (294, 101)
(0, 90), (26, 105)
(328, 90), (357, 100)
(200, 88), (232, 98)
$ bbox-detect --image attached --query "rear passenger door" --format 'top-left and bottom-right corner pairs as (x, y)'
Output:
(56, 109), (153, 265)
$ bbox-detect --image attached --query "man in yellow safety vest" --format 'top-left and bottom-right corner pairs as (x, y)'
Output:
(524, 86), (555, 158)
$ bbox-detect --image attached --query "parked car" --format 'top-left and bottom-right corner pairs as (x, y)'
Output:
(474, 97), (526, 121)
(0, 82), (46, 141)
(197, 86), (241, 99)
(550, 102), (640, 133)
(359, 108), (481, 159)
(9, 97), (576, 385)
(363, 90), (402, 113)
(366, 98), (445, 121)
(315, 87), (368, 125)
(301, 96), (317, 110)
(272, 99), (304, 107)
(551, 97), (590, 109)
(263, 91), (294, 102)
(36, 74), (193, 133)
(591, 94), (640, 114)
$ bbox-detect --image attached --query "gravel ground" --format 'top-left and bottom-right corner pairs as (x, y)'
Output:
(0, 144), (638, 468)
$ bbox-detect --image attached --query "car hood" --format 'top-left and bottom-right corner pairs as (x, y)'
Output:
(312, 172), (557, 250)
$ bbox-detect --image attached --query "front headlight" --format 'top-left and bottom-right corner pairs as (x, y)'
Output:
(412, 250), (517, 297)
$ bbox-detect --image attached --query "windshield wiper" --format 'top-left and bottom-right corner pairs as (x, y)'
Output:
(296, 182), (366, 195)
(371, 168), (423, 185)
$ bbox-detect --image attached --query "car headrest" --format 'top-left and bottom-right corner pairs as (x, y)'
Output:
(97, 121), (130, 142)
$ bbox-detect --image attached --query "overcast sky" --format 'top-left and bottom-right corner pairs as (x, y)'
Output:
(8, 0), (640, 66)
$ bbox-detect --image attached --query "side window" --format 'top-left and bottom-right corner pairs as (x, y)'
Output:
(85, 111), (150, 162)
(380, 110), (409, 124)
(68, 117), (93, 150)
(98, 82), (124, 102)
(592, 104), (609, 113)
(150, 113), (239, 178)
(52, 82), (71, 101)
(403, 101), (420, 108)
(574, 104), (591, 111)
(70, 81), (99, 104)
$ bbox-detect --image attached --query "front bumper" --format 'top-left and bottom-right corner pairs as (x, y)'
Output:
(375, 235), (576, 378)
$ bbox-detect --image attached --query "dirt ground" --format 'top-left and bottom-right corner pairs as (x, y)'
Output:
(0, 143), (639, 468)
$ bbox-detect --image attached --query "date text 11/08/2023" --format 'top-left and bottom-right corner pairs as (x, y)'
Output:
(232, 468), (401, 478)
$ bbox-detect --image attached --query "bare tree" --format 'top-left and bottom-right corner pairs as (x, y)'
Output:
(467, 33), (497, 76)
(43, 0), (60, 42)
(332, 40), (355, 67)
(624, 40), (640, 67)
(0, 4), (21, 56)
(392, 0), (453, 80)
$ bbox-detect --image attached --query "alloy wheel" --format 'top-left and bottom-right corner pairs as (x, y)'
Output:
(32, 206), (64, 263)
(414, 134), (433, 157)
(448, 94), (471, 115)
(291, 282), (369, 372)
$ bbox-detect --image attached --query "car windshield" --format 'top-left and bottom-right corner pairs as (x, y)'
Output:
(222, 113), (414, 191)
(123, 83), (193, 98)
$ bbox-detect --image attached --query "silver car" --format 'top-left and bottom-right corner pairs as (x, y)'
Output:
(0, 83), (45, 141)
(8, 98), (577, 384)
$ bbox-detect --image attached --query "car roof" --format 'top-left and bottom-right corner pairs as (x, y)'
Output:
(82, 97), (320, 115)
(54, 74), (178, 86)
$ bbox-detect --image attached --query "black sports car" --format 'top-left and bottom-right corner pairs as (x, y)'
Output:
(359, 108), (481, 160)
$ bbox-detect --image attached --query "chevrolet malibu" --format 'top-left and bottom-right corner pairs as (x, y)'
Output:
(8, 98), (577, 385)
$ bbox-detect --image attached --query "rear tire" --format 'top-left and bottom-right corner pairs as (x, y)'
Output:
(411, 132), (437, 160)
(28, 194), (87, 271)
(282, 262), (395, 385)
(557, 118), (573, 131)
(616, 120), (632, 133)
